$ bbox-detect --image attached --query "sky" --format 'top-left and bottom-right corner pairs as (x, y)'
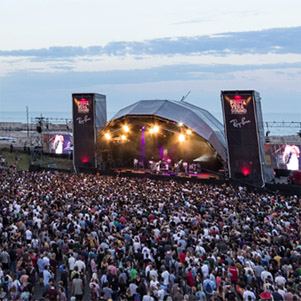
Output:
(0, 0), (301, 121)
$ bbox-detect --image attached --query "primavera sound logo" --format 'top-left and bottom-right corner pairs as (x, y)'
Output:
(74, 97), (90, 114)
(225, 95), (252, 115)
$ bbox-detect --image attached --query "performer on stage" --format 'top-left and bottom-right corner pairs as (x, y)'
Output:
(133, 158), (138, 170)
(156, 160), (161, 174)
(183, 162), (188, 175)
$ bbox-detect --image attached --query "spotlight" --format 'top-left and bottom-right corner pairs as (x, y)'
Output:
(178, 122), (183, 126)
(121, 135), (126, 141)
(178, 134), (185, 142)
(153, 125), (159, 133)
(186, 129), (192, 135)
(149, 128), (154, 134)
(105, 133), (111, 140)
(123, 125), (129, 132)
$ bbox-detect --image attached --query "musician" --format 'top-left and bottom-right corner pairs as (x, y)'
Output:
(133, 158), (138, 170)
(183, 162), (188, 175)
(156, 161), (161, 174)
(282, 145), (300, 171)
(149, 160), (154, 172)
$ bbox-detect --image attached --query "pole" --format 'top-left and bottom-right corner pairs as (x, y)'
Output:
(26, 106), (29, 137)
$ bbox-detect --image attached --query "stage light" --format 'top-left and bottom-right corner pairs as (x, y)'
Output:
(123, 125), (129, 132)
(186, 129), (192, 135)
(82, 157), (89, 163)
(241, 166), (251, 176)
(178, 134), (185, 142)
(149, 125), (159, 134)
(178, 122), (183, 127)
(121, 135), (126, 141)
(105, 133), (111, 140)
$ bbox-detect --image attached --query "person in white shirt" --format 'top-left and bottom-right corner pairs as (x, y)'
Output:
(129, 281), (138, 295)
(43, 253), (50, 267)
(142, 245), (151, 260)
(68, 253), (76, 273)
(161, 267), (170, 286)
(201, 262), (209, 278)
(149, 267), (158, 280)
(261, 266), (273, 282)
(155, 283), (165, 301)
(74, 256), (86, 273)
(150, 275), (159, 289)
(25, 228), (32, 243)
(142, 291), (154, 301)
(145, 264), (152, 278)
(31, 236), (39, 249)
(243, 286), (256, 300)
(275, 272), (286, 287)
(133, 237), (141, 253)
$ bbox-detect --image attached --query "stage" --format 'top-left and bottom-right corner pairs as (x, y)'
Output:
(115, 168), (221, 180)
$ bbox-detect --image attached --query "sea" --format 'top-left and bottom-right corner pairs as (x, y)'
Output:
(0, 110), (300, 136)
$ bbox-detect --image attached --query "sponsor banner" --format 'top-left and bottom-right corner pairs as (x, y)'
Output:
(221, 91), (264, 186)
(72, 94), (95, 168)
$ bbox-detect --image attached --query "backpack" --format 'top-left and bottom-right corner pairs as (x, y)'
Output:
(195, 291), (206, 301)
(216, 267), (223, 277)
(170, 259), (177, 271)
(134, 294), (141, 301)
(204, 281), (213, 295)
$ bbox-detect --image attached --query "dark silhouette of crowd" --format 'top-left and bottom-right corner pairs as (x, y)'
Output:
(0, 167), (300, 300)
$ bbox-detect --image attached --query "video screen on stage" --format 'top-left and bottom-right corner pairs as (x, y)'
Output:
(43, 134), (72, 154)
(264, 144), (301, 171)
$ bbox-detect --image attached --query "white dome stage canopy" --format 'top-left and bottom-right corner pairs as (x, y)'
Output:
(108, 99), (227, 162)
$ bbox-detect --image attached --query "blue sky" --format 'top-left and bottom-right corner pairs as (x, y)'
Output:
(0, 0), (301, 120)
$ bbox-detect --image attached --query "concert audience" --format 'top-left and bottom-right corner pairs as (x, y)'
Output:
(0, 168), (300, 300)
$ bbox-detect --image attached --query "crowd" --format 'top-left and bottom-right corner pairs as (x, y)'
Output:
(0, 166), (300, 301)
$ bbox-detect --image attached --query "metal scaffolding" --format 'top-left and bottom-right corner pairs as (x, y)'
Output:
(265, 121), (301, 129)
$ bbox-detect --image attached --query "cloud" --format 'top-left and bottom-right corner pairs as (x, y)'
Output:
(0, 27), (300, 61)
(174, 9), (262, 25)
(1, 61), (301, 117)
(0, 27), (300, 116)
(2, 62), (301, 88)
(1, 62), (301, 94)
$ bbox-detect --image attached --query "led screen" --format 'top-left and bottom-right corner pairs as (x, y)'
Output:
(43, 134), (72, 154)
(264, 144), (300, 171)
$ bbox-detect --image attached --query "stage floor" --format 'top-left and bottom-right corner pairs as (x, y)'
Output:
(115, 168), (221, 180)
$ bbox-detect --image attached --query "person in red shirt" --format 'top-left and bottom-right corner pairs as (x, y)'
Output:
(148, 213), (155, 223)
(179, 252), (186, 265)
(228, 263), (239, 291)
(29, 251), (37, 268)
(187, 268), (194, 287)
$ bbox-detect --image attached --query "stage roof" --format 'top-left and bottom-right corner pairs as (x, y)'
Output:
(110, 99), (227, 161)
